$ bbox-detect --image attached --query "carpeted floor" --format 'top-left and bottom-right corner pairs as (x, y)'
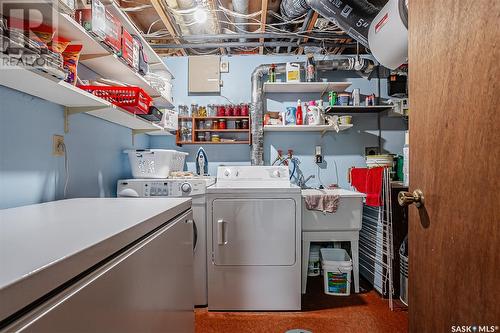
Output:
(195, 277), (408, 333)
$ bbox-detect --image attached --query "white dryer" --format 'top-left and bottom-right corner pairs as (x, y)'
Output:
(206, 166), (301, 311)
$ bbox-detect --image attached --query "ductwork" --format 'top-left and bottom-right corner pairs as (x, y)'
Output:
(250, 58), (375, 165)
(280, 0), (383, 47)
(232, 0), (249, 42)
(165, 0), (217, 37)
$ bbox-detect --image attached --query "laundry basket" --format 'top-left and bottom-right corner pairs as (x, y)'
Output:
(125, 149), (187, 179)
(320, 248), (352, 296)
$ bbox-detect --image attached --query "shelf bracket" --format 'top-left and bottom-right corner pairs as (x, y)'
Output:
(64, 106), (109, 133)
(131, 128), (163, 145)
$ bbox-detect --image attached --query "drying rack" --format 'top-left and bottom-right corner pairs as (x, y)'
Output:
(358, 168), (395, 310)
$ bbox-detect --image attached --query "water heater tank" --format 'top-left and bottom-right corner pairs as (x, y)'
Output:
(368, 0), (408, 69)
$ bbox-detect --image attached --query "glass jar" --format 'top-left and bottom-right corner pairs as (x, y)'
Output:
(178, 104), (189, 116)
(211, 134), (220, 143)
(198, 106), (207, 117)
(205, 131), (211, 142)
(241, 103), (249, 116)
(207, 104), (216, 117)
(190, 104), (198, 117)
(225, 105), (234, 117)
(212, 120), (219, 129)
(180, 127), (191, 142)
(233, 104), (242, 116)
(219, 119), (227, 129)
(235, 120), (242, 129)
(242, 119), (249, 129)
(197, 120), (205, 129)
(197, 133), (205, 142)
(204, 120), (212, 129)
(217, 105), (225, 117)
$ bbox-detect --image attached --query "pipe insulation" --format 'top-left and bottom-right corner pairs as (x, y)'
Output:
(279, 0), (383, 47)
(250, 58), (375, 165)
(231, 0), (249, 41)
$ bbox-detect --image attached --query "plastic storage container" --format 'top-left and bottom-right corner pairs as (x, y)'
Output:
(321, 248), (352, 296)
(125, 149), (187, 179)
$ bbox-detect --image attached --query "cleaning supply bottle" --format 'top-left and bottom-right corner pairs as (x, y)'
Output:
(403, 131), (410, 186)
(269, 64), (276, 83)
(296, 100), (303, 125)
(305, 53), (316, 82)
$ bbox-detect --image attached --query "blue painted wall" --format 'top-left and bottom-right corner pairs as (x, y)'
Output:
(151, 55), (407, 188)
(0, 86), (149, 209)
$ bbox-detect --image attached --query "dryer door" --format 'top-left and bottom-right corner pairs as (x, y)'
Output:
(212, 198), (296, 266)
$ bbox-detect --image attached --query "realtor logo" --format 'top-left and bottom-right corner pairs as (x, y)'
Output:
(451, 325), (499, 332)
(0, 1), (62, 71)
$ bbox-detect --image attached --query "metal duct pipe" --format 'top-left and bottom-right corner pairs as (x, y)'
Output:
(280, 0), (310, 21)
(251, 63), (286, 165)
(279, 0), (381, 47)
(250, 58), (375, 165)
(232, 0), (249, 42)
(166, 0), (217, 36)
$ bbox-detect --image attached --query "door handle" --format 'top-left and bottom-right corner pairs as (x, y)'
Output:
(217, 219), (228, 245)
(186, 219), (197, 251)
(398, 189), (425, 208)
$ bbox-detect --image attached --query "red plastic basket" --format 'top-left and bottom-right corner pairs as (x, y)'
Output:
(78, 85), (153, 114)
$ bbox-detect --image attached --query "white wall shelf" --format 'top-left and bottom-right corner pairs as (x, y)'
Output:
(57, 13), (173, 107)
(325, 105), (393, 113)
(263, 82), (352, 93)
(264, 124), (353, 132)
(2, 2), (174, 108)
(0, 67), (169, 135)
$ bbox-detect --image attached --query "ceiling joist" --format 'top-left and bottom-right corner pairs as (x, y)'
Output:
(259, 0), (269, 55)
(297, 11), (319, 55)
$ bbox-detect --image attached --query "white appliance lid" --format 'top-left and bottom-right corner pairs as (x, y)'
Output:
(215, 166), (292, 188)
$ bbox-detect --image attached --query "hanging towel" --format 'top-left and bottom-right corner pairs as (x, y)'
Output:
(304, 194), (340, 213)
(350, 167), (384, 207)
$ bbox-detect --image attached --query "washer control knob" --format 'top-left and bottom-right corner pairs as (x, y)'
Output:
(224, 169), (231, 177)
(181, 183), (192, 193)
(273, 170), (281, 178)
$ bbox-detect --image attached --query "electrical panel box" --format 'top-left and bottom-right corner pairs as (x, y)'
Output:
(188, 56), (220, 94)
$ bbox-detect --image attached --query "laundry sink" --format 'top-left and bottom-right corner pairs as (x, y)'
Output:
(301, 188), (365, 232)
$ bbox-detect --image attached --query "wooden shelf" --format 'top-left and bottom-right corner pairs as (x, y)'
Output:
(264, 124), (353, 132)
(325, 105), (393, 114)
(177, 114), (251, 145)
(263, 82), (352, 93)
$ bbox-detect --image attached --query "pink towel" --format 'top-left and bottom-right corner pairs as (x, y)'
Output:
(304, 194), (340, 213)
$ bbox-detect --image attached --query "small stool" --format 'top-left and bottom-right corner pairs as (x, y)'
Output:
(302, 230), (360, 294)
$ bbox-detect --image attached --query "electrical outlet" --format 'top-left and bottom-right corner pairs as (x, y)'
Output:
(53, 135), (65, 156)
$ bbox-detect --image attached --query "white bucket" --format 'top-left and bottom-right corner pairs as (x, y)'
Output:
(321, 248), (352, 296)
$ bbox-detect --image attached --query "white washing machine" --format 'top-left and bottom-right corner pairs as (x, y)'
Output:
(206, 166), (301, 311)
(117, 176), (215, 307)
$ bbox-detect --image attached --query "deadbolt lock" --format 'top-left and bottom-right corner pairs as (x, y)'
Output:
(398, 189), (425, 208)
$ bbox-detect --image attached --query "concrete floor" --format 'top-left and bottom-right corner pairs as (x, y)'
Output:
(195, 277), (408, 333)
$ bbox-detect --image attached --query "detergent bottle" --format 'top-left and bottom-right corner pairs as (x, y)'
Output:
(296, 100), (303, 125)
(306, 101), (324, 125)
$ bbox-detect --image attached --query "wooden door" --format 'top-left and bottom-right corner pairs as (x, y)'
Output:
(408, 1), (499, 332)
